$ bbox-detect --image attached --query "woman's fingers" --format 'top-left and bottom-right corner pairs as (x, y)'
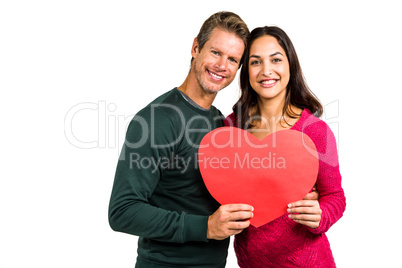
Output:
(287, 200), (322, 228)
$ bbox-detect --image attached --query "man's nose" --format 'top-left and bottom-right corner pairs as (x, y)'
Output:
(215, 57), (228, 70)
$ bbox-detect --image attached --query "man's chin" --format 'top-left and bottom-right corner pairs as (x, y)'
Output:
(202, 88), (220, 95)
(201, 83), (229, 95)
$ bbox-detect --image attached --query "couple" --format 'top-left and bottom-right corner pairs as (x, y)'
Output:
(108, 11), (346, 268)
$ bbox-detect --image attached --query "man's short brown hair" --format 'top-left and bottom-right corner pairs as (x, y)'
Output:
(194, 11), (249, 68)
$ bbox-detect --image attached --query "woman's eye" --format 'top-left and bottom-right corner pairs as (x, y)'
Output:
(250, 60), (260, 65)
(272, 58), (281, 63)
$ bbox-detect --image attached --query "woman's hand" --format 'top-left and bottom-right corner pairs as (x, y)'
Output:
(303, 186), (319, 201)
(287, 200), (322, 229)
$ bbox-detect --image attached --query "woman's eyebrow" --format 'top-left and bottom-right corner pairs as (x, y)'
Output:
(270, 52), (284, 57)
(249, 52), (284, 59)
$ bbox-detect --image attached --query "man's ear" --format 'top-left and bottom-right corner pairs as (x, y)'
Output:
(191, 37), (199, 58)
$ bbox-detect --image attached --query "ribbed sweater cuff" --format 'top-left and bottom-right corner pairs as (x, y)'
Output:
(182, 214), (209, 242)
(308, 208), (329, 234)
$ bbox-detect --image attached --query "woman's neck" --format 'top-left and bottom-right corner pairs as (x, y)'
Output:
(258, 97), (285, 123)
(255, 96), (286, 131)
(249, 97), (301, 139)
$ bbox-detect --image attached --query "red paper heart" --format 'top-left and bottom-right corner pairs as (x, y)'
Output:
(198, 127), (319, 227)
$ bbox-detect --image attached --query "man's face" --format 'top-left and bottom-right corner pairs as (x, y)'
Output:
(191, 28), (245, 94)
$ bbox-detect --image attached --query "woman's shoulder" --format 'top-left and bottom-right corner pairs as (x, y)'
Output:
(296, 109), (329, 134)
(224, 112), (237, 127)
(296, 109), (334, 142)
(297, 109), (339, 165)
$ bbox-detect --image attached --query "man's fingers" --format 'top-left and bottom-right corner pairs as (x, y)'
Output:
(227, 220), (251, 230)
(207, 204), (254, 240)
(223, 203), (254, 212)
(228, 211), (253, 221)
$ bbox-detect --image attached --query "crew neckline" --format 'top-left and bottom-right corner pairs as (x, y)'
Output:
(174, 88), (211, 112)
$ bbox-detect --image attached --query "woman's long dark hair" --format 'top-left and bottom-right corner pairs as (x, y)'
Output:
(233, 26), (323, 129)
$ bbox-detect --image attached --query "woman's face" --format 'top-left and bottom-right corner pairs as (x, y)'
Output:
(248, 35), (290, 102)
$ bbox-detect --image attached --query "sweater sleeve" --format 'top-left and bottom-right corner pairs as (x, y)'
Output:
(304, 120), (346, 235)
(108, 107), (208, 243)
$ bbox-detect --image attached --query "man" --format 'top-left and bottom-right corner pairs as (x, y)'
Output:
(108, 11), (253, 267)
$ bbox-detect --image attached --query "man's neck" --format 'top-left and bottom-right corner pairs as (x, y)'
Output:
(178, 75), (216, 110)
(177, 89), (210, 111)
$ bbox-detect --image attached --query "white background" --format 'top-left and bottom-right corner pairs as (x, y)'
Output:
(1, 0), (401, 267)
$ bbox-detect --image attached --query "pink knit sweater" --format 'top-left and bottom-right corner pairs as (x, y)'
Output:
(224, 109), (346, 268)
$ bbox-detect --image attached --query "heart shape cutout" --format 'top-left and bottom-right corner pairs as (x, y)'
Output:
(198, 127), (319, 227)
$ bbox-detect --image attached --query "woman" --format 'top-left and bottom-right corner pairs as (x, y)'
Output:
(225, 26), (346, 267)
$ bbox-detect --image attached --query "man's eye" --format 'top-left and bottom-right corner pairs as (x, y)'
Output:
(229, 58), (238, 64)
(212, 51), (219, 55)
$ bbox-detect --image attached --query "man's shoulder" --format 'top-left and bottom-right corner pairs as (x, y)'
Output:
(136, 88), (181, 118)
(148, 88), (180, 105)
(133, 88), (192, 130)
(134, 88), (224, 127)
(125, 89), (182, 140)
(209, 105), (224, 117)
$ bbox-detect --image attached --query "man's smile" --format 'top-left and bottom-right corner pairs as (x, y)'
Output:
(208, 70), (225, 81)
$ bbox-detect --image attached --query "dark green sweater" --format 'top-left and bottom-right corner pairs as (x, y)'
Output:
(109, 88), (228, 267)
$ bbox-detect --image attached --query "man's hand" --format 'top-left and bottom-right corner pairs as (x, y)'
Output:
(207, 204), (254, 240)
